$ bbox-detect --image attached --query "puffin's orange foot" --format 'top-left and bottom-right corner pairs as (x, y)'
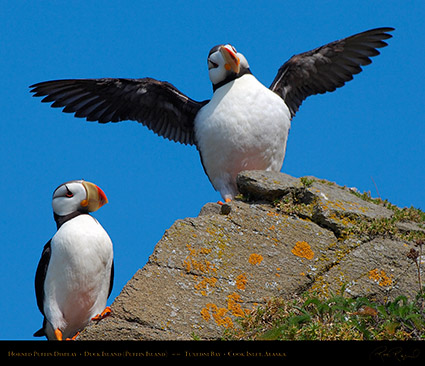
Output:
(217, 198), (232, 205)
(66, 331), (80, 341)
(54, 328), (63, 341)
(92, 306), (111, 321)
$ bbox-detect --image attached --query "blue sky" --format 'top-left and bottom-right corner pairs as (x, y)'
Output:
(1, 1), (424, 340)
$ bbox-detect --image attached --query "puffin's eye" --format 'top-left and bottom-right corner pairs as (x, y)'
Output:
(65, 186), (73, 198)
(208, 60), (218, 69)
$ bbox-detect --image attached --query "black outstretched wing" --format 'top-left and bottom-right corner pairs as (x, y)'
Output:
(270, 27), (394, 118)
(30, 78), (209, 146)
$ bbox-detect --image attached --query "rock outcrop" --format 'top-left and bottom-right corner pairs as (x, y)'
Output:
(78, 171), (424, 340)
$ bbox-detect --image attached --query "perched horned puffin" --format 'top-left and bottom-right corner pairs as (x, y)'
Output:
(34, 180), (113, 340)
(30, 27), (394, 203)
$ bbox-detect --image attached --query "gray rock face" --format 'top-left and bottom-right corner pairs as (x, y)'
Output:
(78, 171), (424, 340)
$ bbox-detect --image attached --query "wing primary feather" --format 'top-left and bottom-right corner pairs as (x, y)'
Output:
(270, 27), (394, 118)
(30, 78), (210, 145)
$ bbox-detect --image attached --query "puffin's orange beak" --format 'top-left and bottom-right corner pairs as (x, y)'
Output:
(81, 181), (108, 212)
(220, 45), (240, 74)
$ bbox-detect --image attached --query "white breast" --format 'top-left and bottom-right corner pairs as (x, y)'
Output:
(43, 214), (113, 339)
(194, 74), (291, 200)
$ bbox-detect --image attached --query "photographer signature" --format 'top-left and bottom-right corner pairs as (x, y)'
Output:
(370, 345), (421, 362)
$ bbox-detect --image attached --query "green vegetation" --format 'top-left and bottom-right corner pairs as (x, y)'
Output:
(226, 287), (425, 340)
(300, 176), (315, 188)
(342, 200), (425, 243)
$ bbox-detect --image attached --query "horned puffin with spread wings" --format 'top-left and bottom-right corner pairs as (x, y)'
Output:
(30, 27), (394, 203)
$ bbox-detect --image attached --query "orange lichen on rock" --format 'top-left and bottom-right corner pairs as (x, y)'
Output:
(236, 273), (248, 290)
(201, 303), (233, 327)
(248, 253), (263, 265)
(291, 241), (314, 260)
(226, 292), (246, 318)
(201, 304), (233, 328)
(183, 244), (216, 274)
(200, 293), (248, 328)
(184, 244), (219, 296)
(267, 211), (279, 217)
(194, 276), (218, 296)
(368, 268), (393, 287)
(200, 306), (212, 322)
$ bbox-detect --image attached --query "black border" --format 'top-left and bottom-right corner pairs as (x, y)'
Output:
(2, 340), (425, 363)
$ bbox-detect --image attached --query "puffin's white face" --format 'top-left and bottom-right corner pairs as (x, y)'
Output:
(52, 180), (108, 216)
(207, 44), (249, 85)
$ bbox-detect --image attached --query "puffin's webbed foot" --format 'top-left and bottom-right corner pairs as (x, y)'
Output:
(217, 198), (232, 205)
(54, 328), (63, 341)
(66, 331), (80, 341)
(92, 306), (111, 321)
